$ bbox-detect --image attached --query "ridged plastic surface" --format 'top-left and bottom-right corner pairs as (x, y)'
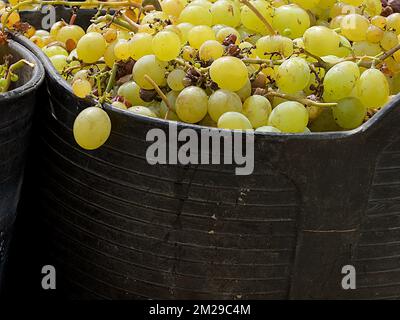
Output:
(13, 8), (400, 299)
(0, 40), (44, 288)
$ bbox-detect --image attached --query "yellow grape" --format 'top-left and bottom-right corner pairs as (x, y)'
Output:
(268, 101), (309, 133)
(291, 0), (320, 10)
(242, 95), (272, 129)
(217, 112), (253, 130)
(161, 0), (184, 17)
(179, 5), (212, 26)
(272, 4), (310, 39)
(210, 56), (248, 91)
(210, 0), (241, 27)
(240, 0), (274, 34)
(72, 79), (92, 98)
(188, 25), (215, 49)
(56, 25), (85, 45)
(255, 35), (293, 59)
(118, 81), (147, 105)
(340, 14), (369, 42)
(129, 33), (153, 60)
(128, 106), (158, 118)
(216, 27), (241, 44)
(207, 89), (243, 122)
(167, 69), (186, 91)
(276, 57), (310, 94)
(355, 69), (389, 109)
(49, 55), (68, 73)
(303, 26), (340, 57)
(132, 55), (167, 90)
(73, 107), (111, 150)
(76, 32), (106, 64)
(332, 97), (366, 130)
(199, 40), (224, 61)
(114, 39), (131, 60)
(152, 31), (181, 61)
(175, 86), (208, 123)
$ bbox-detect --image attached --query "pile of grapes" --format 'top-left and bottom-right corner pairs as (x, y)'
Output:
(3, 0), (400, 149)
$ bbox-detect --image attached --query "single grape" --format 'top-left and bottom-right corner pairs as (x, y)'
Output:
(49, 55), (68, 73)
(276, 57), (311, 94)
(56, 25), (85, 45)
(128, 106), (158, 118)
(188, 25), (216, 49)
(255, 35), (293, 59)
(114, 39), (131, 61)
(161, 0), (185, 17)
(242, 95), (272, 129)
(217, 112), (253, 130)
(72, 79), (92, 98)
(129, 33), (153, 60)
(216, 27), (241, 44)
(208, 89), (243, 122)
(272, 4), (310, 39)
(291, 0), (320, 9)
(323, 61), (360, 102)
(355, 68), (389, 109)
(303, 26), (340, 57)
(255, 126), (281, 133)
(160, 90), (179, 113)
(210, 56), (249, 91)
(167, 69), (186, 91)
(104, 41), (117, 68)
(152, 31), (181, 61)
(268, 101), (309, 133)
(235, 79), (252, 102)
(210, 0), (241, 27)
(175, 86), (208, 123)
(42, 45), (68, 57)
(179, 5), (212, 26)
(340, 14), (369, 42)
(112, 101), (128, 110)
(199, 40), (224, 61)
(240, 0), (274, 34)
(118, 81), (147, 106)
(332, 97), (366, 130)
(76, 32), (106, 64)
(73, 107), (111, 150)
(132, 55), (167, 90)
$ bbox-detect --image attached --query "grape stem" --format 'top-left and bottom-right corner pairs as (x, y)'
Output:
(144, 74), (172, 120)
(1, 59), (34, 93)
(242, 58), (284, 66)
(91, 14), (138, 32)
(265, 90), (338, 108)
(105, 62), (118, 94)
(239, 0), (277, 35)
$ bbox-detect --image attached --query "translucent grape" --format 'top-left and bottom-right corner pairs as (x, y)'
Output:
(268, 101), (309, 133)
(303, 26), (340, 57)
(276, 57), (311, 94)
(118, 81), (147, 106)
(179, 5), (212, 26)
(255, 35), (293, 59)
(132, 55), (167, 90)
(76, 32), (106, 64)
(340, 14), (369, 42)
(167, 69), (186, 91)
(323, 61), (360, 102)
(56, 25), (85, 45)
(49, 55), (67, 73)
(210, 0), (241, 27)
(176, 22), (194, 43)
(355, 69), (389, 109)
(272, 4), (310, 39)
(188, 25), (215, 49)
(387, 13), (400, 35)
(199, 40), (224, 61)
(128, 106), (158, 118)
(381, 31), (399, 51)
(73, 107), (111, 150)
(332, 97), (366, 130)
(161, 0), (184, 17)
(216, 27), (241, 44)
(242, 95), (272, 128)
(152, 31), (181, 61)
(291, 0), (320, 10)
(104, 41), (117, 68)
(42, 45), (68, 57)
(209, 56), (248, 91)
(240, 0), (274, 34)
(175, 86), (208, 123)
(207, 89), (243, 122)
(114, 39), (131, 61)
(72, 79), (92, 98)
(217, 112), (253, 130)
(129, 33), (153, 60)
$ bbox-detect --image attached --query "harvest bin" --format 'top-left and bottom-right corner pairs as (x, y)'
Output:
(14, 8), (400, 299)
(0, 40), (44, 289)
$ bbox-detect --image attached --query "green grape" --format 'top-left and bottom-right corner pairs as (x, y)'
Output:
(366, 25), (384, 43)
(381, 31), (399, 51)
(142, 11), (169, 24)
(207, 89), (243, 122)
(167, 69), (186, 91)
(216, 27), (241, 44)
(188, 25), (216, 49)
(387, 13), (400, 35)
(276, 57), (310, 94)
(340, 14), (369, 42)
(72, 79), (92, 98)
(160, 90), (179, 113)
(175, 86), (208, 123)
(189, 0), (212, 10)
(334, 35), (352, 58)
(352, 41), (382, 57)
(104, 41), (117, 68)
(198, 114), (217, 127)
(291, 0), (320, 9)
(76, 32), (106, 64)
(132, 55), (167, 90)
(323, 61), (360, 102)
(179, 5), (212, 26)
(364, 0), (382, 16)
(128, 106), (158, 118)
(255, 35), (293, 59)
(73, 107), (111, 150)
(210, 0), (241, 27)
(209, 56), (248, 91)
(268, 101), (309, 133)
(161, 0), (184, 17)
(118, 81), (147, 106)
(152, 31), (181, 61)
(181, 45), (197, 61)
(355, 68), (389, 109)
(199, 40), (224, 61)
(114, 39), (131, 60)
(112, 101), (128, 110)
(50, 21), (66, 37)
(309, 107), (342, 132)
(42, 45), (68, 57)
(176, 22), (194, 43)
(129, 33), (153, 60)
(240, 0), (274, 34)
(332, 97), (366, 130)
(50, 55), (67, 72)
(242, 95), (272, 129)
(217, 112), (253, 130)
(272, 4), (310, 39)
(235, 78), (252, 102)
(303, 26), (340, 57)
(56, 25), (85, 44)
(255, 126), (281, 133)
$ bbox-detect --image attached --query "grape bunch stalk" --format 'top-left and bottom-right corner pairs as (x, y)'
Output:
(2, 0), (400, 150)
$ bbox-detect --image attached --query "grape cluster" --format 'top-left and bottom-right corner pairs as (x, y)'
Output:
(4, 0), (400, 149)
